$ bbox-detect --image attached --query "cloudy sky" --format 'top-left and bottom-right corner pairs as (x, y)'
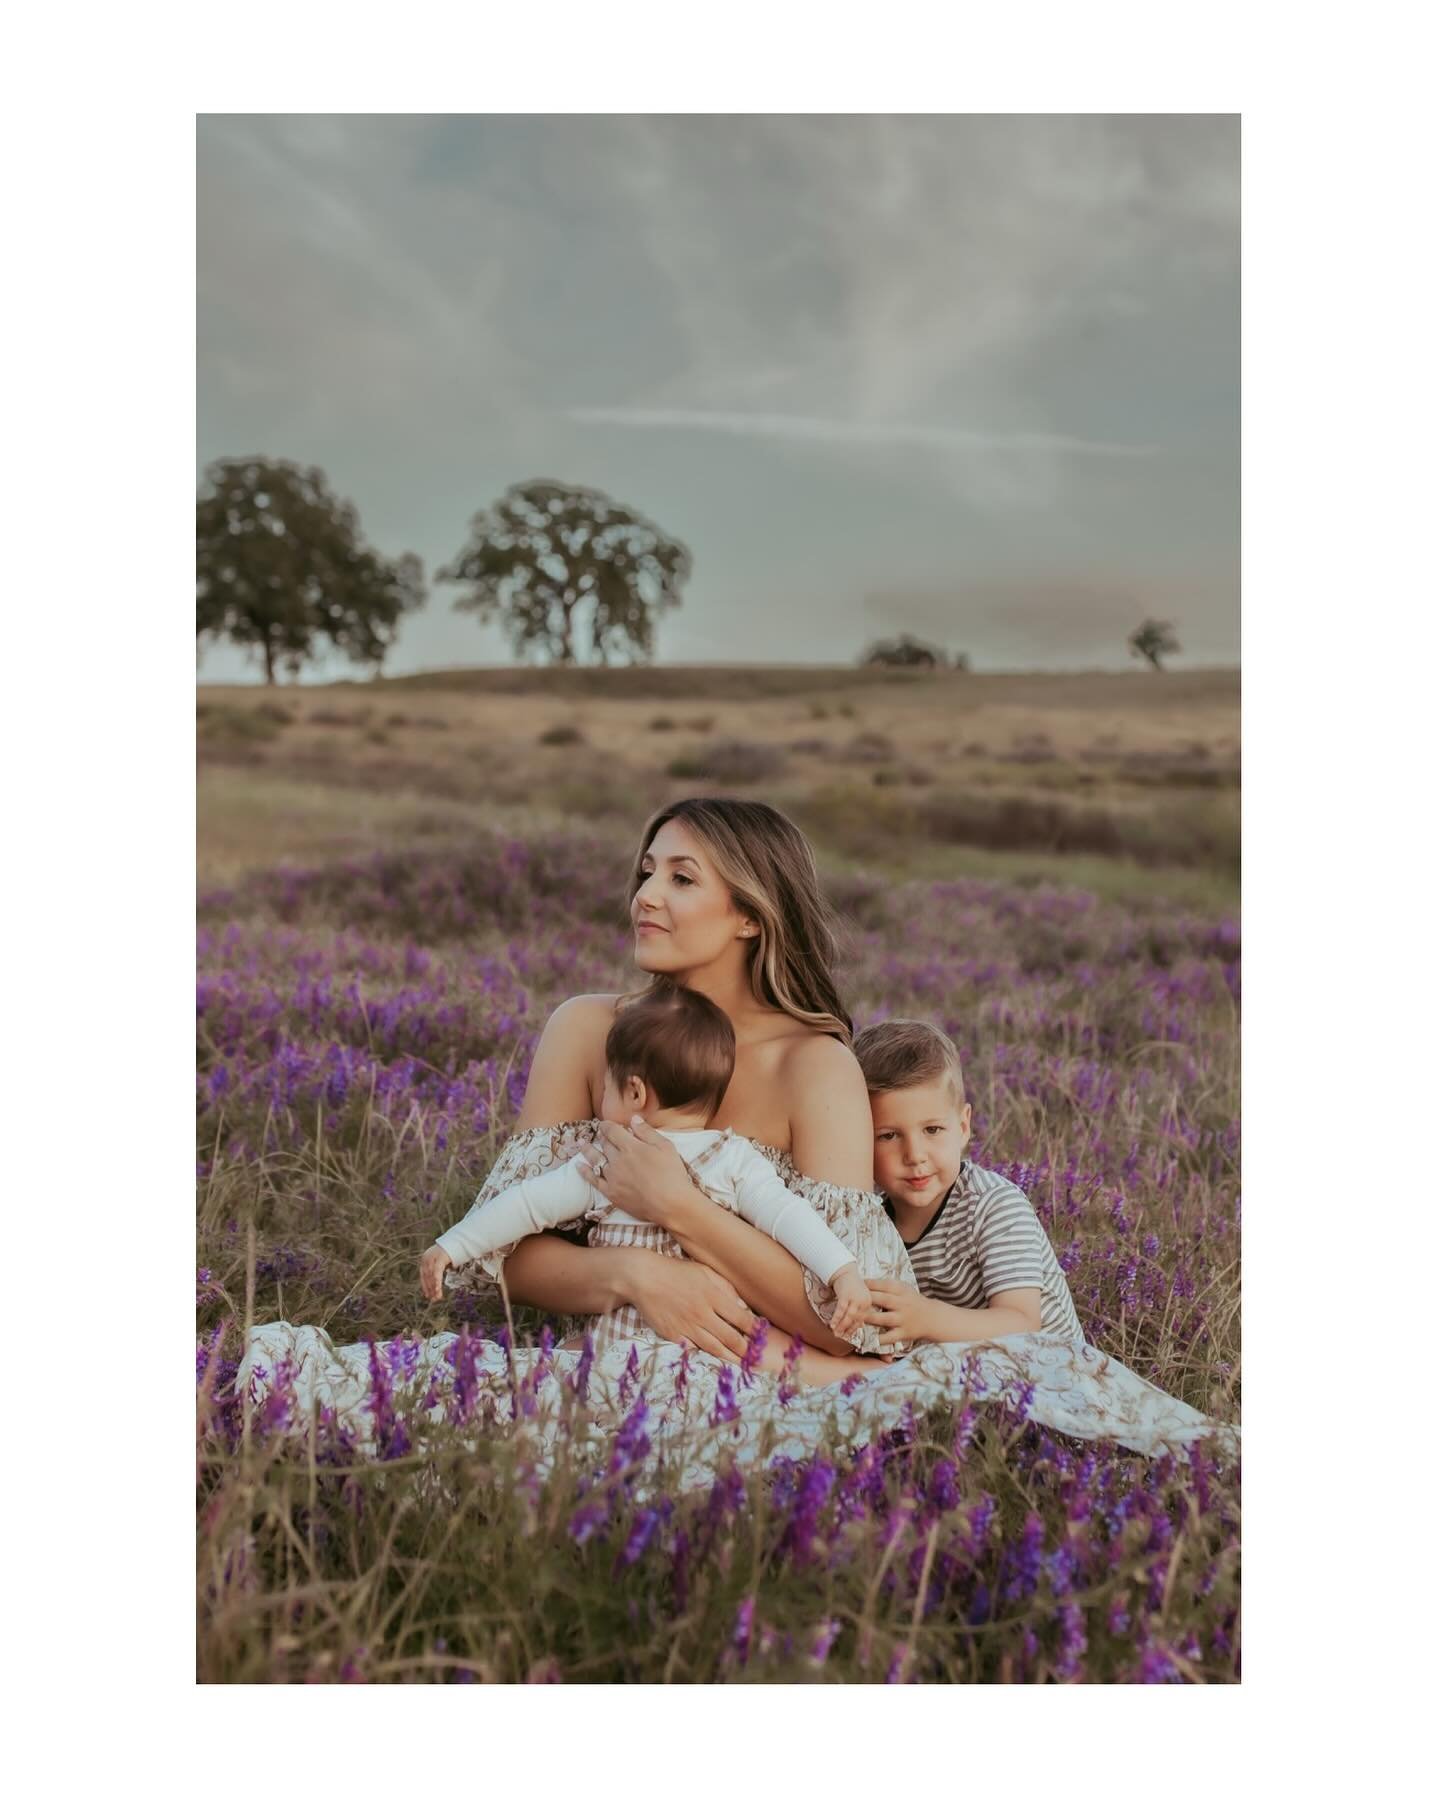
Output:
(197, 114), (1239, 680)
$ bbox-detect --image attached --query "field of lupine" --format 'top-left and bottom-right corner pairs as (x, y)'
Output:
(196, 824), (1240, 1684)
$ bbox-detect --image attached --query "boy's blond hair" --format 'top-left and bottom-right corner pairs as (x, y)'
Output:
(852, 1019), (967, 1107)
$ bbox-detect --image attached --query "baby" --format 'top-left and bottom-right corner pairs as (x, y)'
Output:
(853, 1019), (1086, 1348)
(421, 983), (872, 1338)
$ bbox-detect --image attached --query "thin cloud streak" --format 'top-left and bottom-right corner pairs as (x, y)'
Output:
(568, 406), (1155, 458)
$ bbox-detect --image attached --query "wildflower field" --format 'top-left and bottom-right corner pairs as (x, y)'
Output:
(196, 784), (1240, 1684)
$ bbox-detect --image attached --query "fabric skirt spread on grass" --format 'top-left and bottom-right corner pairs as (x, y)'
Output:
(238, 1121), (1237, 1489)
(238, 1319), (1235, 1495)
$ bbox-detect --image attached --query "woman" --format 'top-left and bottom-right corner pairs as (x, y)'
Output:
(447, 795), (899, 1376)
(241, 798), (1235, 1472)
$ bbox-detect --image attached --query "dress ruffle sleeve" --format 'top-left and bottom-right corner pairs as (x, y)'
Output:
(444, 1121), (601, 1297)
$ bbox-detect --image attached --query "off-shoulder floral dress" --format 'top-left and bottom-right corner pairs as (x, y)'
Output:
(444, 1120), (919, 1356)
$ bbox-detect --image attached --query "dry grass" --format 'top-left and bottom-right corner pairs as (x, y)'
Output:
(197, 666), (1239, 903)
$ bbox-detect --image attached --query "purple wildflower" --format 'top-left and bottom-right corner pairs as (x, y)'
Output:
(568, 1499), (609, 1545)
(966, 1494), (997, 1551)
(1055, 1600), (1087, 1680)
(776, 1332), (805, 1407)
(779, 1458), (837, 1566)
(608, 1393), (652, 1482)
(999, 1511), (1046, 1601)
(616, 1504), (666, 1571)
(618, 1344), (640, 1408)
(738, 1317), (770, 1388)
(711, 1366), (740, 1428)
(927, 1459), (960, 1514)
(1135, 1642), (1184, 1684)
(732, 1594), (755, 1665)
(670, 1344), (691, 1405)
(384, 1335), (421, 1384)
(568, 1332), (595, 1403)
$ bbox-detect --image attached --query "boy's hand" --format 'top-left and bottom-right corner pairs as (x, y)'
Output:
(866, 1277), (934, 1349)
(829, 1264), (869, 1338)
(419, 1244), (452, 1302)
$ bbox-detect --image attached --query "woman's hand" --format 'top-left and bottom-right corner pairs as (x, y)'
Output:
(577, 1115), (697, 1227)
(623, 1252), (756, 1363)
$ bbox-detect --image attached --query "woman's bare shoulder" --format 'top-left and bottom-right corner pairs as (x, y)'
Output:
(775, 1030), (872, 1185)
(518, 994), (625, 1129)
(548, 992), (625, 1026)
(777, 1028), (865, 1089)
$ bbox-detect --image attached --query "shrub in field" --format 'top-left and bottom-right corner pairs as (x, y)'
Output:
(840, 732), (895, 763)
(873, 765), (934, 788)
(200, 706), (291, 748)
(913, 792), (1240, 873)
(539, 724), (586, 746)
(648, 715), (677, 731)
(197, 829), (1239, 1683)
(310, 708), (371, 728)
(665, 740), (788, 784)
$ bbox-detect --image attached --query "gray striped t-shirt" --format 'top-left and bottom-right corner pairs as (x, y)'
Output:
(890, 1160), (1085, 1344)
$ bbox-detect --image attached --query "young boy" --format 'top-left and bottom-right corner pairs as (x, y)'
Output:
(852, 1019), (1085, 1348)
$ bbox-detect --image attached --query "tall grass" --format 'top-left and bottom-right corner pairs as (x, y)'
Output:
(197, 829), (1239, 1683)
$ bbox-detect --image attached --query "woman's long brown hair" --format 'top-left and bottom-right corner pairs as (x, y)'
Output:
(627, 796), (853, 1042)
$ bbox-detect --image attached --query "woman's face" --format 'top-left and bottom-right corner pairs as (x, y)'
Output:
(631, 818), (755, 978)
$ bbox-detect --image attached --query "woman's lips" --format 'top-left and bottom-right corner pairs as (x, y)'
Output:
(635, 921), (668, 935)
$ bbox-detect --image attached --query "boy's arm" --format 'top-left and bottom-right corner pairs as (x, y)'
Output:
(921, 1287), (1043, 1342)
(436, 1159), (592, 1266)
(728, 1150), (858, 1285)
(867, 1280), (1043, 1345)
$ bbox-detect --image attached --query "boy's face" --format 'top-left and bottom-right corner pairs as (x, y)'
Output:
(870, 1077), (972, 1215)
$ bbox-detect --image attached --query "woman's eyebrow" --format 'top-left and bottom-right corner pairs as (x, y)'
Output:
(642, 853), (701, 870)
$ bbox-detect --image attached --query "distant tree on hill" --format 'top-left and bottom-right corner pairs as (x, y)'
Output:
(438, 480), (692, 666)
(196, 457), (425, 683)
(861, 634), (947, 670)
(1128, 619), (1181, 671)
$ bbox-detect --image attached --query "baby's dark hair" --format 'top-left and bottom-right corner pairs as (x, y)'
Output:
(606, 982), (736, 1121)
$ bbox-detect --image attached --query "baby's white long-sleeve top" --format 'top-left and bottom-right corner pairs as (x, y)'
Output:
(436, 1127), (859, 1286)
